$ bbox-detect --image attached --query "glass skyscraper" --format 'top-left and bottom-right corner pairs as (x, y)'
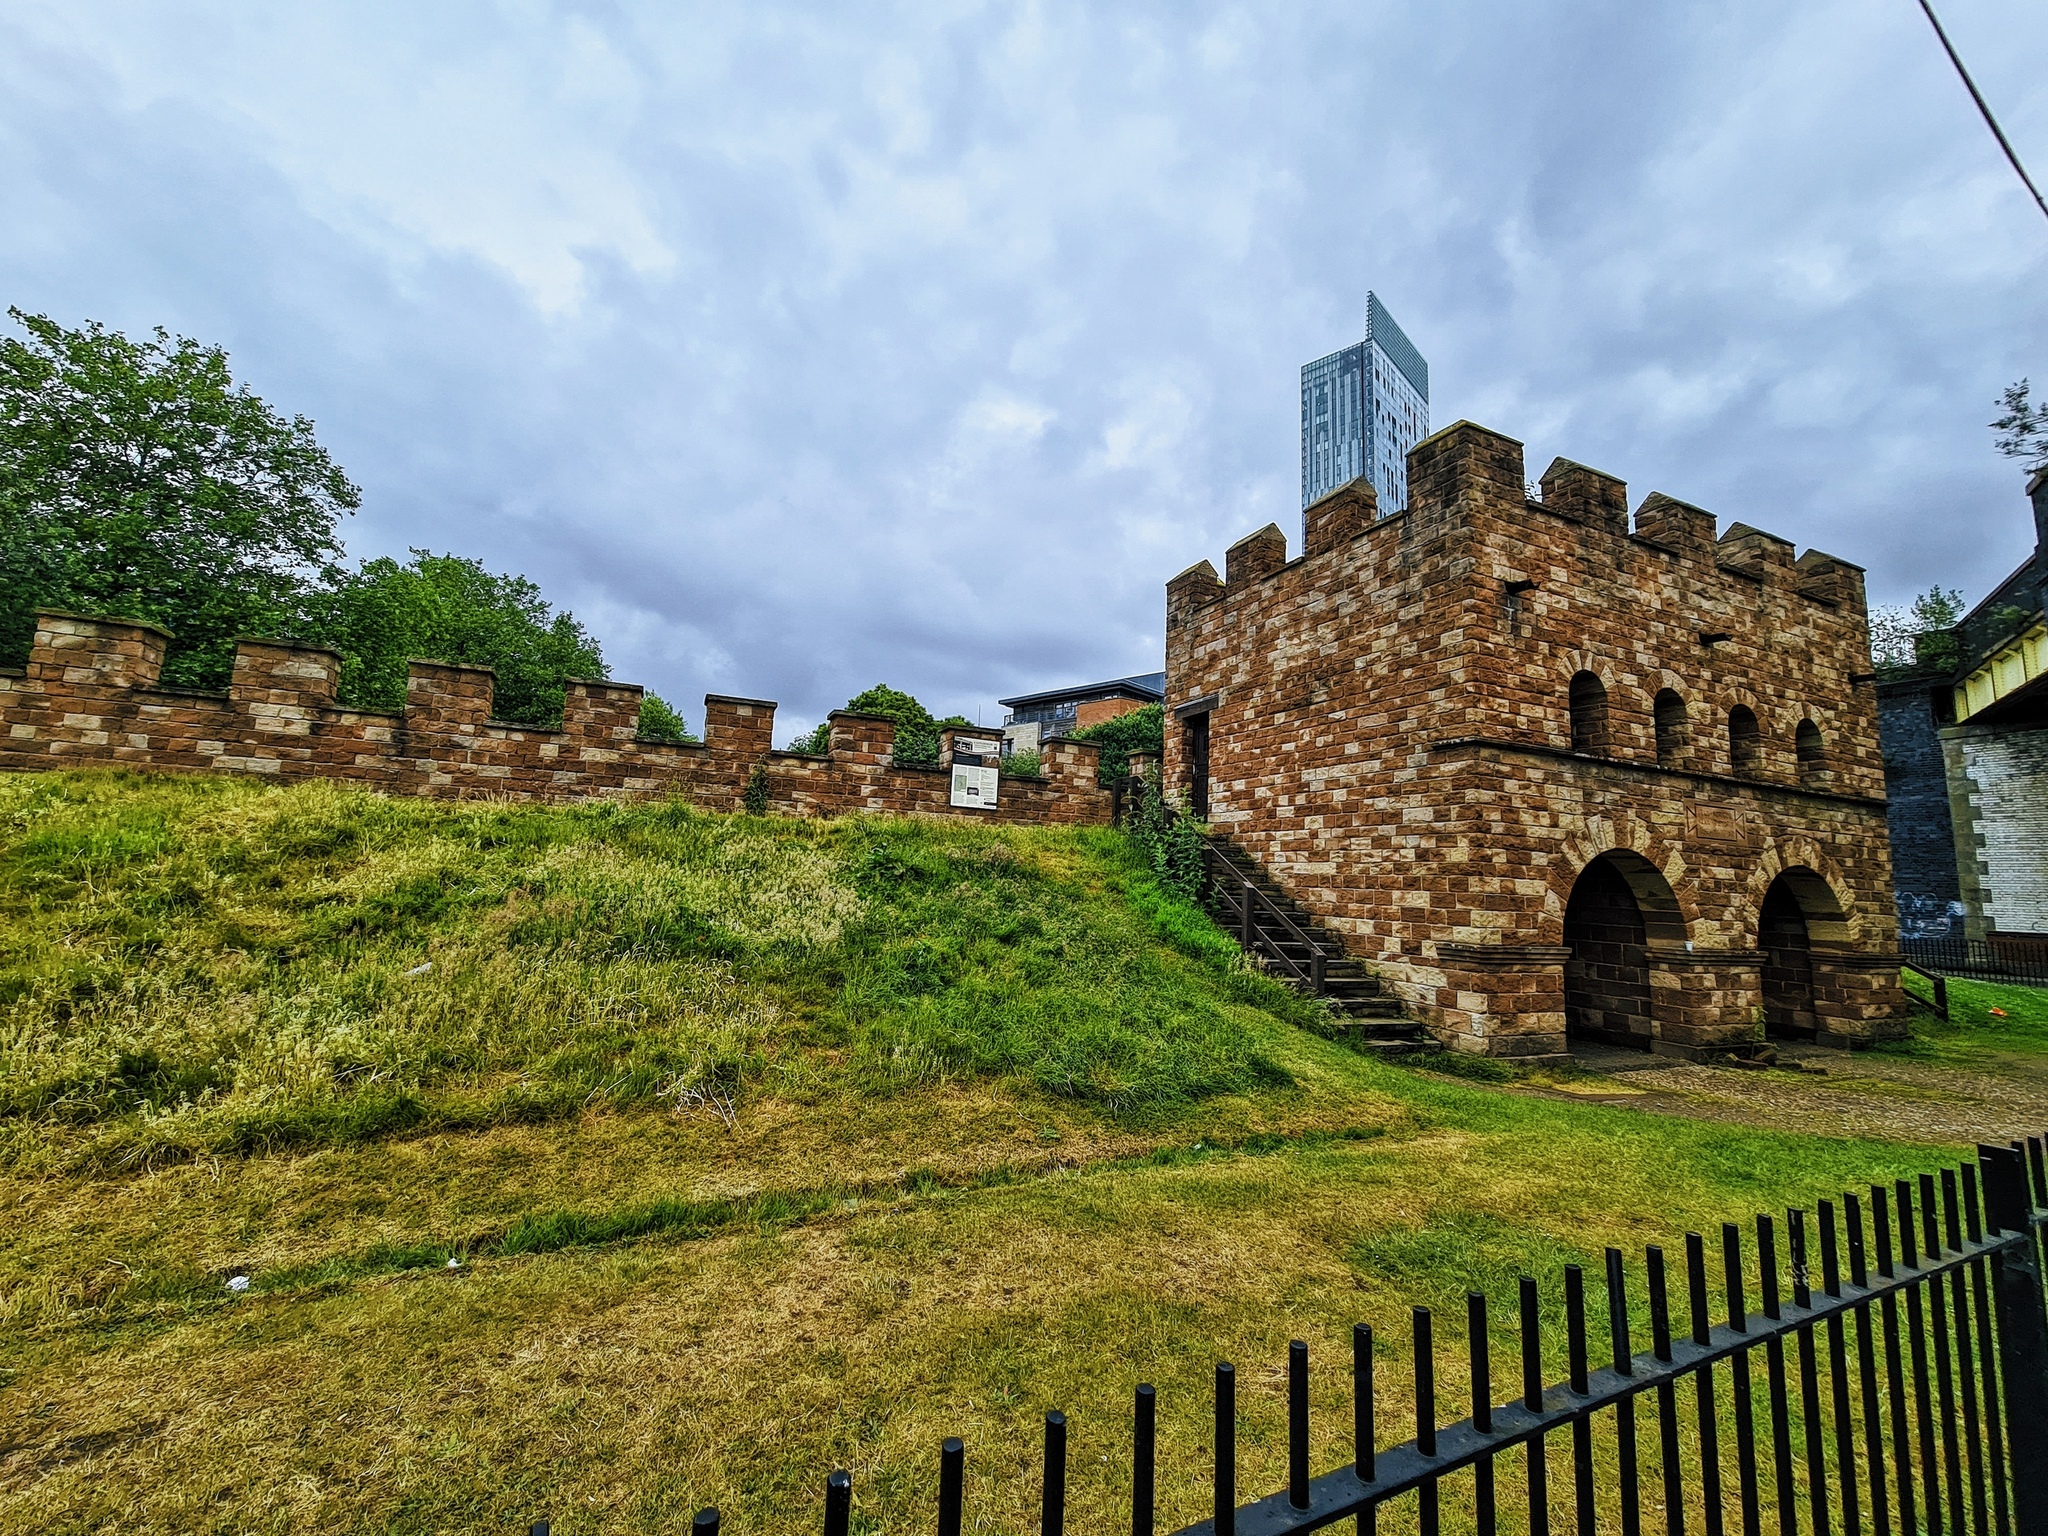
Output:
(1301, 292), (1430, 516)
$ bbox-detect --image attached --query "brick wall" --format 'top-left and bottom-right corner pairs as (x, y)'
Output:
(0, 612), (1111, 826)
(1945, 722), (2048, 941)
(1876, 675), (1963, 938)
(1164, 420), (1908, 1058)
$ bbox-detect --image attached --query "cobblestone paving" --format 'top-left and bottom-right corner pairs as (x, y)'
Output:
(1520, 1042), (2048, 1147)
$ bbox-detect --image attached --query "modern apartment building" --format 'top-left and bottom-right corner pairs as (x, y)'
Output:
(1300, 292), (1430, 516)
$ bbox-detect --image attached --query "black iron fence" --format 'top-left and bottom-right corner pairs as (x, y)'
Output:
(528, 1143), (2048, 1536)
(1900, 937), (2048, 989)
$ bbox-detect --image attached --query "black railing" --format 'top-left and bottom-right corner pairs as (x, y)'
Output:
(1901, 937), (2048, 988)
(1901, 961), (1950, 1020)
(528, 1143), (2048, 1536)
(1198, 842), (1329, 996)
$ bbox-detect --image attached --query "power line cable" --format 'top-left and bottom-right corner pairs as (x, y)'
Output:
(1913, 0), (2048, 226)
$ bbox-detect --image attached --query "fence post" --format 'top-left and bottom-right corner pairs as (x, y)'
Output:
(1978, 1145), (2048, 1536)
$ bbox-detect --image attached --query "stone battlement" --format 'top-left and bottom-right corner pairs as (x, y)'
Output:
(0, 612), (1109, 824)
(1164, 418), (1905, 1058)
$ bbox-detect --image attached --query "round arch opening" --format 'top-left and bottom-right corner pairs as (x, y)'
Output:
(1562, 850), (1686, 1051)
(1758, 866), (1849, 1039)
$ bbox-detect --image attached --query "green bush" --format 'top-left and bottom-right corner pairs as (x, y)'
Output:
(841, 684), (970, 768)
(1072, 703), (1163, 785)
(999, 750), (1041, 779)
(1123, 781), (1207, 903)
(637, 693), (698, 743)
(742, 764), (771, 815)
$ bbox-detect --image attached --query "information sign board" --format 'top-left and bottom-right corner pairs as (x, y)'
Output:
(949, 736), (1002, 810)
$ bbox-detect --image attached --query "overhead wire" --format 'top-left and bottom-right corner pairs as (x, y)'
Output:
(1912, 0), (2048, 226)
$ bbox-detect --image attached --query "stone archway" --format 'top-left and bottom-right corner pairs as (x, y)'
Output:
(1562, 850), (1688, 1050)
(1757, 866), (1849, 1040)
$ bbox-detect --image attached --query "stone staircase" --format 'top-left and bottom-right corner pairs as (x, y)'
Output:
(1201, 837), (1431, 1057)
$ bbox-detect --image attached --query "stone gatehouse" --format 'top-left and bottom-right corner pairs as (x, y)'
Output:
(1163, 420), (1908, 1059)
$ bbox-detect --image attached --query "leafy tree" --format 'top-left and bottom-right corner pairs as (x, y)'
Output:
(781, 685), (974, 763)
(1869, 585), (1965, 675)
(636, 692), (697, 743)
(307, 551), (606, 728)
(1071, 702), (1163, 785)
(786, 720), (832, 755)
(1992, 379), (2048, 471)
(840, 683), (970, 767)
(0, 309), (358, 684)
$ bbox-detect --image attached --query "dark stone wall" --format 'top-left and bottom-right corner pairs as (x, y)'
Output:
(1877, 674), (1961, 938)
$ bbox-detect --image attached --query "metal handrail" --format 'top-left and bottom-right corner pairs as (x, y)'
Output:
(1200, 843), (1329, 995)
(1900, 959), (1949, 1020)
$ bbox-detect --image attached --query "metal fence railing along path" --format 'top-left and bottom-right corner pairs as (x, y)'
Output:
(536, 1142), (2048, 1536)
(1901, 937), (2048, 988)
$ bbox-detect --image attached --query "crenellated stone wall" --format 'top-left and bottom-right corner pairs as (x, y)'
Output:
(0, 612), (1111, 825)
(1164, 420), (1908, 1059)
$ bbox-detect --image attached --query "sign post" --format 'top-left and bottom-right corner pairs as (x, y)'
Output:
(948, 734), (1002, 810)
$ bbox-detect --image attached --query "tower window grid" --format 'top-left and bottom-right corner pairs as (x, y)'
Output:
(1300, 292), (1429, 523)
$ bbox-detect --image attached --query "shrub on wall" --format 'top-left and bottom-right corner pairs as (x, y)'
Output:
(1124, 779), (1207, 903)
(785, 721), (831, 754)
(1072, 703), (1163, 785)
(833, 684), (971, 768)
(637, 693), (698, 743)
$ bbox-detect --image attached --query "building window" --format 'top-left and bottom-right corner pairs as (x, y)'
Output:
(1653, 689), (1688, 767)
(1569, 671), (1609, 754)
(1729, 706), (1762, 777)
(1795, 719), (1826, 785)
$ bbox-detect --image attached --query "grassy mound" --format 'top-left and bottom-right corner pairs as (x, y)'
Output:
(0, 770), (1315, 1169)
(0, 770), (2004, 1536)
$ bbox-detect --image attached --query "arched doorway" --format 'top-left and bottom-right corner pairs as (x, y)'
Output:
(1562, 851), (1687, 1050)
(1756, 867), (1848, 1039)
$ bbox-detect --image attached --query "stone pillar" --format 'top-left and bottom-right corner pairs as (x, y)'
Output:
(1645, 949), (1765, 1058)
(231, 641), (341, 736)
(405, 662), (495, 732)
(1435, 943), (1571, 1058)
(563, 680), (645, 751)
(1808, 952), (1911, 1047)
(704, 694), (776, 756)
(1225, 523), (1288, 590)
(27, 611), (170, 691)
(1303, 480), (1377, 556)
(829, 712), (895, 767)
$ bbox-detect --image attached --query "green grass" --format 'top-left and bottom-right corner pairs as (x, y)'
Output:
(0, 770), (2020, 1535)
(1889, 971), (2048, 1065)
(0, 770), (1318, 1170)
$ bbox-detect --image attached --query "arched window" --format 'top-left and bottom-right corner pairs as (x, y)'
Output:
(1653, 689), (1688, 767)
(1569, 671), (1609, 754)
(1728, 705), (1762, 777)
(1795, 719), (1826, 785)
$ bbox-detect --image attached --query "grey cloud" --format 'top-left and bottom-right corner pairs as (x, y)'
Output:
(2, 0), (2043, 739)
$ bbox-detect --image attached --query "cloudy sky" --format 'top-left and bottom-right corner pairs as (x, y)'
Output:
(3, 1), (2044, 737)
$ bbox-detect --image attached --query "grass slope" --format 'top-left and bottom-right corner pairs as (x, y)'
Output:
(0, 771), (2008, 1535)
(0, 770), (1313, 1171)
(1893, 970), (2048, 1067)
